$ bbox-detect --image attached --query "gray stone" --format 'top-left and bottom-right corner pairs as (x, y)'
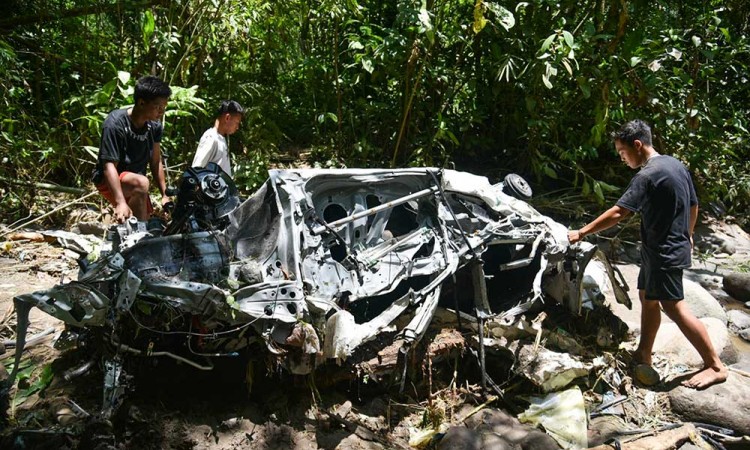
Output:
(684, 270), (723, 293)
(458, 407), (560, 449)
(653, 318), (737, 367)
(678, 443), (704, 450)
(588, 416), (628, 447)
(682, 279), (727, 324)
(436, 427), (483, 450)
(606, 264), (730, 334)
(668, 373), (750, 435)
(740, 329), (750, 343)
(727, 309), (750, 333)
(334, 435), (387, 450)
(723, 272), (750, 303)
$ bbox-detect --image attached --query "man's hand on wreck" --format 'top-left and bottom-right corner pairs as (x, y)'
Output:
(568, 229), (584, 244)
(114, 202), (132, 224)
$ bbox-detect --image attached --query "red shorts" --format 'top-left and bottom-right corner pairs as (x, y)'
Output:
(96, 171), (153, 215)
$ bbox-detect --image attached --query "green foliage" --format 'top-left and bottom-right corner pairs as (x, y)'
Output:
(0, 0), (748, 218)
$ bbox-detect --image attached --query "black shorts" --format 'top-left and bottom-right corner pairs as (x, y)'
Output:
(637, 266), (684, 301)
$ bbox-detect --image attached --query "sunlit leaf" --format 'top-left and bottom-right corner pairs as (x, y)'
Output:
(473, 0), (487, 34)
(485, 2), (515, 31)
(142, 10), (155, 48)
(562, 30), (574, 47)
(541, 34), (556, 52)
(361, 57), (374, 73)
(562, 59), (573, 76)
(117, 71), (130, 85)
(593, 181), (604, 203)
(542, 73), (553, 89)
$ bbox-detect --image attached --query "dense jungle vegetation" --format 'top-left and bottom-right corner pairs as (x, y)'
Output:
(0, 0), (748, 225)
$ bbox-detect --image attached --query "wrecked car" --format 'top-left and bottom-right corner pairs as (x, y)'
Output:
(5, 165), (630, 415)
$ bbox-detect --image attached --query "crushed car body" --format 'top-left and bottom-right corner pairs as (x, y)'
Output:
(6, 166), (630, 414)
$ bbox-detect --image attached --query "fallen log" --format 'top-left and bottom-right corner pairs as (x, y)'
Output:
(587, 423), (706, 450)
(0, 175), (87, 195)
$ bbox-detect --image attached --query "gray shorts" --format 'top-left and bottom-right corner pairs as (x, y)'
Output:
(637, 266), (684, 301)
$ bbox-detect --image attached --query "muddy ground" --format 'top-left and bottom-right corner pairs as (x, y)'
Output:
(1, 213), (750, 449)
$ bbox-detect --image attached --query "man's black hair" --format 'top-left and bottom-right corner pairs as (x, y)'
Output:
(134, 76), (171, 103)
(216, 100), (244, 118)
(612, 119), (653, 147)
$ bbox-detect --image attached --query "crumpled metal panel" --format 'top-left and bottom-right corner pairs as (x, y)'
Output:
(15, 282), (111, 327)
(10, 167), (630, 381)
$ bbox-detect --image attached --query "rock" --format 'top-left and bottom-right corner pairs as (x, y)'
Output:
(653, 317), (737, 367)
(464, 407), (561, 450)
(727, 309), (750, 333)
(723, 272), (750, 303)
(607, 264), (729, 332)
(668, 373), (750, 435)
(436, 427), (487, 450)
(678, 444), (703, 450)
(740, 329), (750, 342)
(684, 271), (723, 293)
(682, 279), (727, 324)
(334, 434), (387, 450)
(56, 407), (78, 426)
(588, 416), (628, 447)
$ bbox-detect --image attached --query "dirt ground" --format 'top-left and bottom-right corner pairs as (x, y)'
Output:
(1, 214), (750, 449)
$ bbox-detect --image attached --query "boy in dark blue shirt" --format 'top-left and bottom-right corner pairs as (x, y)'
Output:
(568, 119), (727, 389)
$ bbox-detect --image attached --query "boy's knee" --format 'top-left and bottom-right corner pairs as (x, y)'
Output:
(125, 174), (150, 194)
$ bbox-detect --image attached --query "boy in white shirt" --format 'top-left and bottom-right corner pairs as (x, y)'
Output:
(192, 100), (244, 176)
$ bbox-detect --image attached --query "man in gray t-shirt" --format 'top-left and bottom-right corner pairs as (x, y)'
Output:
(568, 119), (726, 390)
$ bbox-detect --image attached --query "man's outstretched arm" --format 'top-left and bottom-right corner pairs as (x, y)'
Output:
(568, 205), (632, 244)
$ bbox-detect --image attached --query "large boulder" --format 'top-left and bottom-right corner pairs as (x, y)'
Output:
(668, 373), (750, 435)
(653, 318), (737, 367)
(727, 309), (750, 333)
(682, 279), (727, 324)
(723, 272), (750, 303)
(607, 264), (728, 331)
(436, 407), (560, 450)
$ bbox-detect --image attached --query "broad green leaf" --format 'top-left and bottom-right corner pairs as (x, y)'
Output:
(593, 181), (604, 203)
(599, 181), (619, 192)
(562, 59), (573, 76)
(543, 165), (557, 179)
(361, 57), (374, 73)
(418, 6), (434, 44)
(691, 36), (701, 47)
(117, 71), (131, 85)
(542, 73), (552, 89)
(142, 10), (155, 48)
(562, 30), (574, 48)
(541, 34), (556, 52)
(485, 2), (515, 31)
(577, 77), (591, 98)
(473, 1), (487, 34)
(582, 180), (591, 196)
(630, 56), (642, 67)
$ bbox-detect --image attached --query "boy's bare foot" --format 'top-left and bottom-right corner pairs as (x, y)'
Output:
(681, 365), (728, 389)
